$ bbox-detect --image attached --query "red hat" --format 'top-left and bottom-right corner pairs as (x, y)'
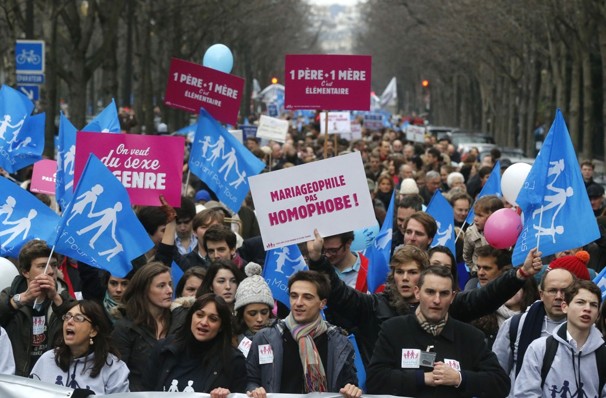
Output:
(548, 251), (591, 280)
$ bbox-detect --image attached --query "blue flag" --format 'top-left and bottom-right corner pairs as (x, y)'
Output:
(263, 244), (308, 308)
(347, 334), (366, 392)
(189, 108), (265, 213)
(465, 160), (502, 225)
(426, 190), (457, 257)
(0, 85), (44, 173)
(55, 113), (78, 210)
(364, 191), (395, 293)
(53, 154), (154, 277)
(594, 267), (606, 301)
(0, 177), (60, 257)
(56, 101), (121, 211)
(82, 99), (121, 133)
(512, 110), (599, 266)
(171, 261), (184, 298)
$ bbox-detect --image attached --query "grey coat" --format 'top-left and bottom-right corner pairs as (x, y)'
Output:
(246, 319), (358, 393)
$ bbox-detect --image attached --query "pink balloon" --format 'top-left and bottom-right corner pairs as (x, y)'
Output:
(484, 208), (522, 249)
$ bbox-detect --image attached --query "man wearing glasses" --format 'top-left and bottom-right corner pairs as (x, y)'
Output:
(0, 240), (75, 376)
(322, 231), (366, 290)
(492, 253), (590, 397)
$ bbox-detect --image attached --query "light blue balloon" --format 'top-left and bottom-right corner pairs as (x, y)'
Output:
(202, 44), (234, 74)
(351, 223), (380, 252)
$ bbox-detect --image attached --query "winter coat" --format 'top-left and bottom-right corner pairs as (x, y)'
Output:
(246, 319), (357, 393)
(367, 314), (510, 397)
(143, 335), (246, 392)
(0, 275), (75, 376)
(513, 322), (606, 398)
(29, 350), (129, 394)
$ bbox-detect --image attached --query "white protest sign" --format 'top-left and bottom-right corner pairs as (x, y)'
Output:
(229, 129), (243, 144)
(340, 122), (362, 141)
(256, 115), (289, 143)
(406, 125), (425, 143)
(249, 152), (375, 249)
(319, 111), (351, 134)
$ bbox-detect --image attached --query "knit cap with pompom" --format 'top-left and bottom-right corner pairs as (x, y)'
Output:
(547, 250), (591, 281)
(234, 262), (274, 310)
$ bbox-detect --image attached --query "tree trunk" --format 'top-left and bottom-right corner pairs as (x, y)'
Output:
(568, 47), (581, 151)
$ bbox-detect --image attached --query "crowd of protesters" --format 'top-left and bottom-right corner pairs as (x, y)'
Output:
(1, 111), (606, 398)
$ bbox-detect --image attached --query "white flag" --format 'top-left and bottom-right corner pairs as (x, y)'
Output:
(379, 77), (397, 109)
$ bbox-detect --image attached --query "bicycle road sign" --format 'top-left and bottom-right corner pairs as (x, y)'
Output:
(15, 40), (45, 74)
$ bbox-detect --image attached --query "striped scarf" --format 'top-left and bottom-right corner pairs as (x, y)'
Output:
(284, 313), (328, 393)
(415, 306), (447, 336)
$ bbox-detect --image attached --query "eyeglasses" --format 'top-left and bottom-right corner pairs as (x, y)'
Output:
(62, 313), (92, 323)
(322, 244), (344, 256)
(542, 288), (567, 297)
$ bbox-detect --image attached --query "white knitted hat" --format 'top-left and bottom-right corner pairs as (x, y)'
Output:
(234, 262), (274, 311)
(399, 178), (419, 195)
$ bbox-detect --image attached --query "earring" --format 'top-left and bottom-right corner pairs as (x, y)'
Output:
(89, 337), (94, 345)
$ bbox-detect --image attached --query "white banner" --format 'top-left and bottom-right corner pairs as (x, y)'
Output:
(319, 111), (351, 134)
(405, 125), (425, 143)
(256, 115), (289, 143)
(249, 152), (375, 249)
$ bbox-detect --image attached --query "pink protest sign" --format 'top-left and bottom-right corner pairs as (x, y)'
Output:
(164, 57), (245, 125)
(74, 132), (185, 207)
(30, 159), (57, 195)
(284, 54), (371, 111)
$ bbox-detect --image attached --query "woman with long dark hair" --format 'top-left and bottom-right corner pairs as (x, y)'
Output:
(143, 294), (246, 394)
(196, 260), (244, 312)
(30, 300), (129, 394)
(111, 262), (176, 391)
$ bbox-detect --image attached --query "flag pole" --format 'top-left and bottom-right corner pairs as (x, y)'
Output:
(455, 221), (467, 242)
(535, 207), (544, 251)
(323, 110), (329, 159)
(183, 170), (191, 196)
(33, 245), (57, 310)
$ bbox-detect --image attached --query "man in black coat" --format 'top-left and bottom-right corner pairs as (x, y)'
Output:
(367, 266), (510, 397)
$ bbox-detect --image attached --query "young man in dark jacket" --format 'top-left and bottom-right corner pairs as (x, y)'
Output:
(367, 266), (510, 397)
(246, 270), (361, 398)
(0, 240), (75, 376)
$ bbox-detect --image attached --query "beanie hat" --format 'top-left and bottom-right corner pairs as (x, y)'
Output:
(234, 262), (274, 311)
(194, 190), (211, 203)
(548, 251), (591, 280)
(400, 178), (419, 195)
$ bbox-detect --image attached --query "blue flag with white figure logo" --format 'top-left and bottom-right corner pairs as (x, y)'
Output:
(56, 101), (121, 211)
(53, 154), (153, 277)
(0, 85), (44, 173)
(0, 177), (60, 257)
(263, 244), (308, 308)
(593, 266), (606, 301)
(189, 108), (265, 213)
(426, 190), (457, 257)
(82, 99), (121, 133)
(171, 261), (184, 298)
(55, 113), (78, 210)
(512, 110), (599, 266)
(465, 160), (502, 225)
(364, 190), (395, 293)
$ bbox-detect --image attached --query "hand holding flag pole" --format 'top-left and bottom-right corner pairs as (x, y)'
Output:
(32, 245), (58, 311)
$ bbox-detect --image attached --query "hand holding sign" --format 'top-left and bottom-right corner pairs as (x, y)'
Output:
(159, 195), (177, 223)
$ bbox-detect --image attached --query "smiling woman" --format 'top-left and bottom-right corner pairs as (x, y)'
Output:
(29, 300), (129, 394)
